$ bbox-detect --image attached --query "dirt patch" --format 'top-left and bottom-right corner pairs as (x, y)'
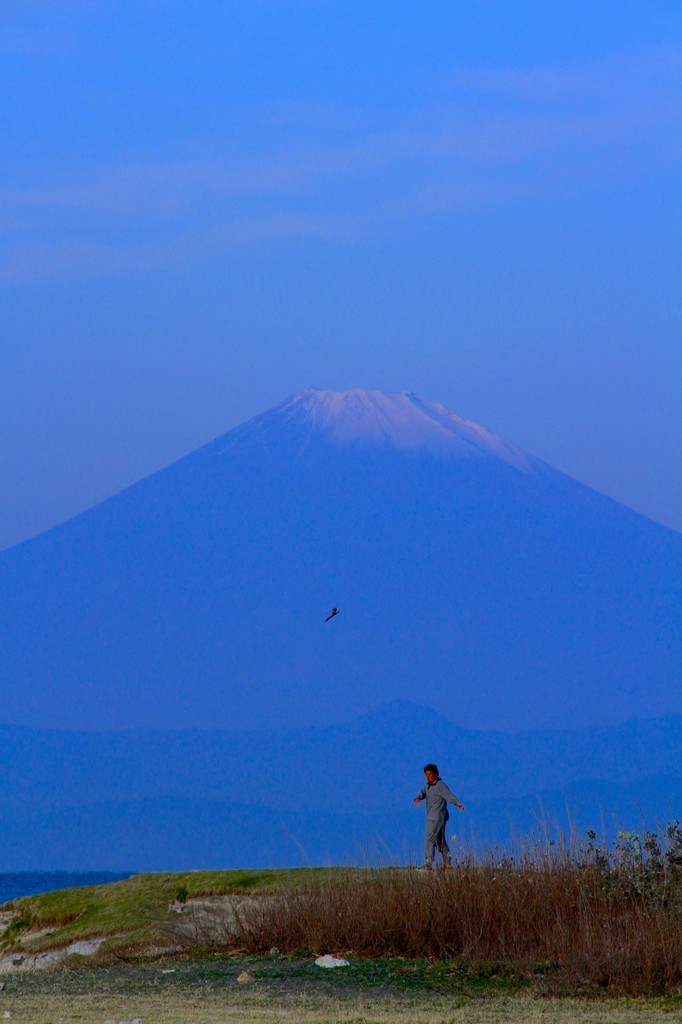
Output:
(0, 937), (108, 973)
(170, 894), (274, 946)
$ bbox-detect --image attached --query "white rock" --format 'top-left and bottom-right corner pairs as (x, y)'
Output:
(314, 955), (350, 968)
(67, 939), (106, 956)
(0, 936), (107, 973)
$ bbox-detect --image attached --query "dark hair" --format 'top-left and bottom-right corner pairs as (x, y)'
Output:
(424, 763), (439, 775)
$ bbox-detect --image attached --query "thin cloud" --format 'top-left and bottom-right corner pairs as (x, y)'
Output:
(1, 45), (680, 281)
(445, 45), (682, 103)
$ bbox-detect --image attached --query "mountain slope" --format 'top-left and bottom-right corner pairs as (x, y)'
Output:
(0, 388), (679, 731)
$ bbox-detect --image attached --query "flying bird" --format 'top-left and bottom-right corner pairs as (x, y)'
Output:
(325, 608), (340, 622)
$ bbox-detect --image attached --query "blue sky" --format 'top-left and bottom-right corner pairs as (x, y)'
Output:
(1, 0), (680, 548)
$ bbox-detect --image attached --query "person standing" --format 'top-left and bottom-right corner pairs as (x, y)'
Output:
(414, 763), (464, 869)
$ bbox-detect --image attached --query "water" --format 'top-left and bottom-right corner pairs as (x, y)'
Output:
(0, 872), (133, 904)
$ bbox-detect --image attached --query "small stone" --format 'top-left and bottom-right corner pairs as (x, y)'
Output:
(314, 955), (350, 968)
(237, 971), (254, 983)
(269, 947), (280, 955)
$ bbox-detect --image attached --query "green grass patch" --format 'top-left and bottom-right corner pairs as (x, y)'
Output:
(0, 867), (343, 954)
(255, 956), (530, 996)
(0, 952), (537, 1000)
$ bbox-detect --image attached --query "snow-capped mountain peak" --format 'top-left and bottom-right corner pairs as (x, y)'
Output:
(255, 388), (535, 473)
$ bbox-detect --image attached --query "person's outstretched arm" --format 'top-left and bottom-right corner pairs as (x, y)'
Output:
(440, 780), (464, 811)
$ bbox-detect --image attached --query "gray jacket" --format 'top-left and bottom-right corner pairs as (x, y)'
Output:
(415, 778), (460, 824)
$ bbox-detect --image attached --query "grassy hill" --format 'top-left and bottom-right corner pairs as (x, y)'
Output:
(0, 868), (337, 957)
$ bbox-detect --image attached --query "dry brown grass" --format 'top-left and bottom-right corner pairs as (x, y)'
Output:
(175, 828), (682, 996)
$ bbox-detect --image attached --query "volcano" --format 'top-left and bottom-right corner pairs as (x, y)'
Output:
(0, 388), (679, 732)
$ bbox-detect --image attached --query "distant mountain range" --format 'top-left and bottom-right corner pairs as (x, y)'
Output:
(0, 388), (680, 735)
(2, 702), (682, 871)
